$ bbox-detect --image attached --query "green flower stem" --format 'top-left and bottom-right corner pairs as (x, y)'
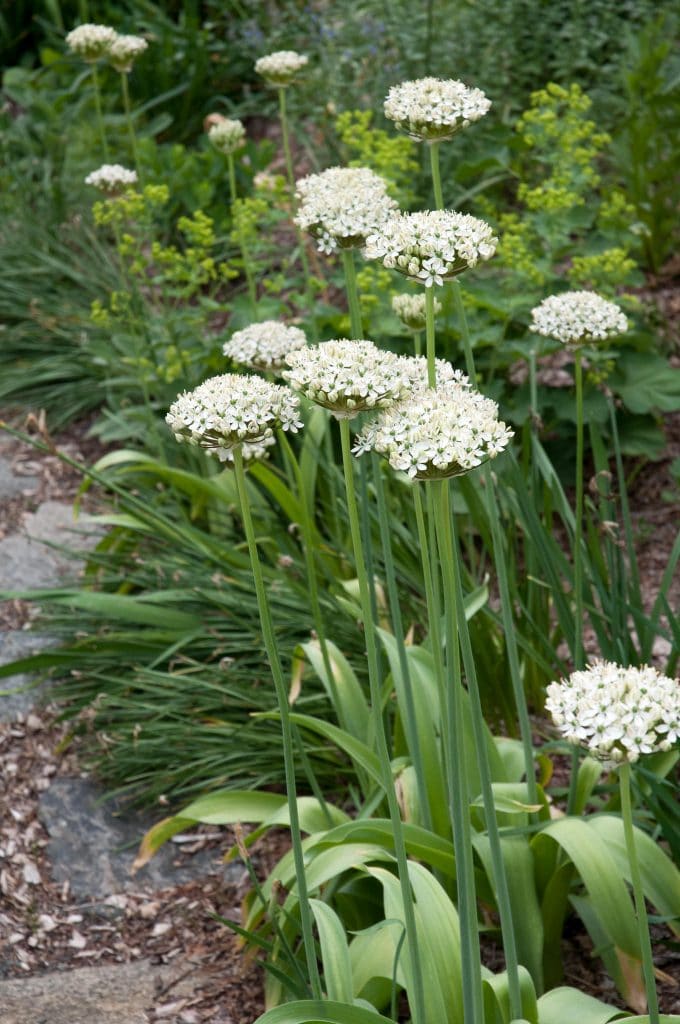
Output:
(433, 480), (484, 1024)
(231, 446), (321, 999)
(91, 64), (109, 159)
(342, 249), (363, 339)
(339, 419), (426, 1024)
(227, 151), (238, 205)
(425, 285), (437, 387)
(619, 760), (660, 1024)
(278, 86), (296, 198)
(441, 481), (523, 1021)
(120, 72), (140, 179)
(372, 453), (433, 832)
(413, 330), (422, 357)
(429, 141), (444, 210)
(573, 347), (585, 669)
(454, 287), (538, 804)
(227, 152), (257, 316)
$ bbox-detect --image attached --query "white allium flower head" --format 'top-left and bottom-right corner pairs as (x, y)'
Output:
(384, 77), (491, 142)
(85, 164), (138, 194)
(295, 167), (398, 253)
(530, 291), (628, 346)
(400, 356), (470, 392)
(255, 50), (308, 87)
(392, 292), (442, 331)
(108, 33), (148, 72)
(546, 661), (680, 765)
(166, 374), (302, 458)
(353, 381), (512, 479)
(66, 23), (117, 62)
(208, 117), (246, 156)
(284, 340), (412, 419)
(365, 210), (497, 286)
(223, 321), (307, 372)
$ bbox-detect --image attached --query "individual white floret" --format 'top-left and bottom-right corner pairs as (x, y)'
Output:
(353, 380), (512, 479)
(255, 50), (308, 87)
(384, 77), (491, 142)
(365, 210), (497, 285)
(166, 373), (302, 458)
(530, 291), (628, 346)
(295, 167), (398, 253)
(392, 292), (442, 331)
(108, 33), (148, 72)
(546, 661), (680, 764)
(223, 321), (307, 372)
(66, 23), (117, 62)
(208, 117), (246, 156)
(284, 340), (412, 419)
(85, 164), (138, 194)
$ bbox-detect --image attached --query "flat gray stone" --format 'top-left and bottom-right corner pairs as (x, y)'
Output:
(0, 501), (94, 593)
(0, 456), (38, 502)
(0, 632), (53, 721)
(39, 777), (242, 898)
(0, 959), (182, 1024)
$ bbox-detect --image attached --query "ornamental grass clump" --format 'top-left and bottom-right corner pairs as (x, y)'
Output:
(295, 166), (397, 254)
(223, 321), (307, 373)
(85, 164), (138, 195)
(384, 77), (491, 142)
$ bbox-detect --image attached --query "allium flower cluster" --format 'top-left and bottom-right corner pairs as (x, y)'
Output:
(354, 382), (512, 479)
(530, 291), (628, 346)
(85, 164), (138, 194)
(108, 33), (148, 72)
(384, 77), (491, 142)
(166, 374), (302, 459)
(546, 661), (680, 764)
(284, 340), (412, 419)
(208, 117), (246, 156)
(223, 321), (307, 372)
(401, 356), (470, 392)
(66, 23), (117, 62)
(392, 292), (442, 331)
(254, 50), (308, 87)
(295, 167), (398, 254)
(365, 210), (497, 286)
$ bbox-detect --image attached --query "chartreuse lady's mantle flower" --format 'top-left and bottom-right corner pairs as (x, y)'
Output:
(384, 77), (491, 142)
(530, 290), (628, 346)
(546, 661), (680, 764)
(295, 166), (397, 254)
(85, 164), (137, 194)
(284, 339), (411, 419)
(223, 321), (307, 372)
(392, 291), (442, 331)
(208, 117), (246, 156)
(108, 33), (148, 72)
(365, 210), (497, 286)
(66, 23), (117, 61)
(354, 381), (512, 479)
(255, 50), (308, 87)
(166, 374), (302, 461)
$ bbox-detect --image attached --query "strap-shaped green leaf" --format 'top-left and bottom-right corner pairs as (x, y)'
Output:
(309, 900), (354, 1004)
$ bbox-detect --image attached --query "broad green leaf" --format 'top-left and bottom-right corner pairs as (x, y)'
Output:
(482, 965), (538, 1024)
(313, 819), (456, 878)
(571, 757), (603, 816)
(254, 1001), (390, 1024)
(349, 920), (407, 1002)
(569, 893), (645, 1012)
(537, 986), (629, 1024)
(309, 900), (353, 1004)
(48, 591), (201, 630)
(174, 789), (287, 825)
(611, 352), (680, 414)
(258, 712), (382, 788)
(300, 639), (370, 745)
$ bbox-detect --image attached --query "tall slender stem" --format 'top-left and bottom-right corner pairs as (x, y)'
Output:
(413, 330), (422, 357)
(232, 447), (321, 998)
(574, 347), (585, 670)
(338, 419), (426, 1024)
(342, 249), (363, 339)
(429, 141), (444, 209)
(443, 482), (523, 1020)
(120, 72), (140, 178)
(425, 286), (437, 387)
(91, 64), (109, 159)
(278, 86), (296, 197)
(619, 761), (660, 1024)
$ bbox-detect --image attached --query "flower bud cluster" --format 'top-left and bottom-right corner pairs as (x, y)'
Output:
(546, 661), (680, 764)
(255, 50), (308, 87)
(392, 292), (442, 331)
(108, 33), (148, 72)
(66, 23), (117, 62)
(384, 77), (491, 142)
(365, 210), (497, 286)
(354, 381), (512, 479)
(295, 167), (397, 254)
(85, 164), (138, 194)
(530, 291), (628, 346)
(167, 374), (302, 457)
(284, 340), (412, 419)
(208, 117), (246, 156)
(223, 321), (307, 372)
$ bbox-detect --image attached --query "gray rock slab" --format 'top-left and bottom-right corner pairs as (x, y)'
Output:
(39, 777), (242, 898)
(0, 631), (54, 721)
(0, 501), (96, 593)
(0, 959), (194, 1024)
(0, 456), (38, 502)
